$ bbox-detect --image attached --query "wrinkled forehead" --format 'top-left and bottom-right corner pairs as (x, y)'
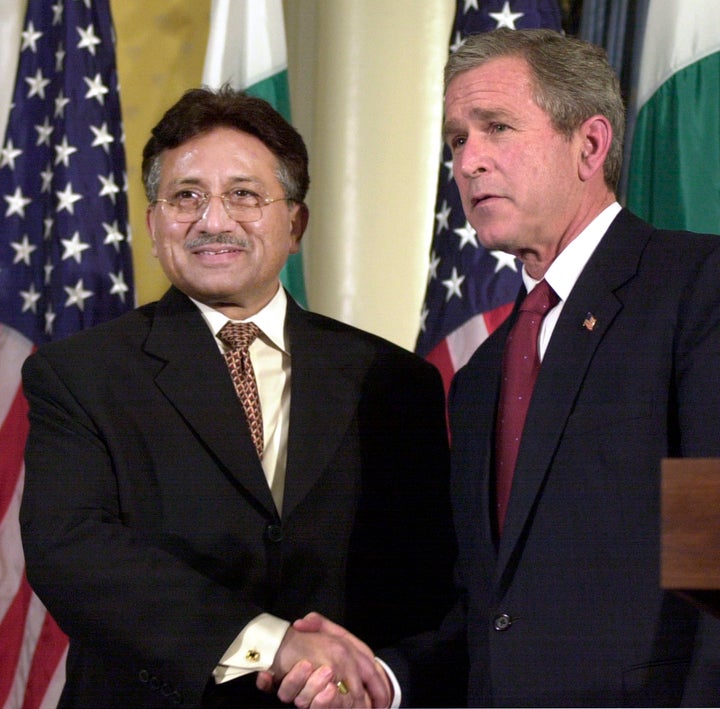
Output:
(156, 127), (281, 190)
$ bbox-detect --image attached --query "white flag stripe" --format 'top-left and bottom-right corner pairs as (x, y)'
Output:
(202, 0), (288, 89)
(636, 0), (720, 108)
(0, 466), (25, 623)
(37, 649), (66, 709)
(3, 589), (45, 709)
(446, 313), (491, 374)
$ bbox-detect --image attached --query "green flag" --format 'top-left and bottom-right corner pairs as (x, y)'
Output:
(626, 0), (720, 234)
(203, 0), (308, 306)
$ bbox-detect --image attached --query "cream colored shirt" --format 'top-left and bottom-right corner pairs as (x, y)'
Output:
(193, 286), (290, 512)
(191, 286), (292, 682)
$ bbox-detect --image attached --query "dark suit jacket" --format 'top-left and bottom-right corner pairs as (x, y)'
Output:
(20, 288), (456, 708)
(385, 209), (720, 707)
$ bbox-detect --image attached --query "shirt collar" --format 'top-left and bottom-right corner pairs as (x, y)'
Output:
(191, 286), (289, 354)
(522, 201), (622, 299)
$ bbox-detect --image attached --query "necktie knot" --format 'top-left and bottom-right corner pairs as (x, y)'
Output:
(219, 321), (260, 351)
(520, 279), (559, 315)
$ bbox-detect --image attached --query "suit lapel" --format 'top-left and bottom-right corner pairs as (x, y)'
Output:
(282, 299), (375, 518)
(143, 288), (276, 514)
(496, 210), (654, 580)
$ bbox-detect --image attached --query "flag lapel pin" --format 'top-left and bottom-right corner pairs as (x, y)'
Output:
(583, 313), (597, 331)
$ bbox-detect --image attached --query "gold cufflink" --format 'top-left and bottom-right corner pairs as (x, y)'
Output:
(245, 649), (260, 662)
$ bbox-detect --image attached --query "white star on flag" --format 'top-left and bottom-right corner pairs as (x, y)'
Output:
(61, 231), (91, 262)
(489, 1), (525, 29)
(11, 235), (38, 265)
(84, 72), (109, 104)
(64, 278), (94, 310)
(55, 182), (83, 214)
(454, 220), (479, 249)
(491, 250), (520, 273)
(442, 267), (466, 302)
(20, 282), (43, 312)
(102, 220), (125, 250)
(1, 140), (23, 169)
(98, 173), (120, 202)
(35, 117), (55, 146)
(25, 68), (51, 98)
(90, 122), (115, 151)
(435, 200), (451, 234)
(54, 135), (77, 166)
(51, 2), (63, 24)
(40, 165), (54, 192)
(54, 90), (70, 117)
(77, 23), (102, 56)
(4, 187), (33, 218)
(427, 252), (441, 282)
(109, 270), (129, 301)
(21, 21), (43, 52)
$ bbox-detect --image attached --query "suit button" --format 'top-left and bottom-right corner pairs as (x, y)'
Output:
(493, 613), (513, 631)
(138, 669), (150, 683)
(267, 524), (283, 542)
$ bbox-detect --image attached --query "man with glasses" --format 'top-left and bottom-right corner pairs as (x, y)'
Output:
(20, 87), (455, 708)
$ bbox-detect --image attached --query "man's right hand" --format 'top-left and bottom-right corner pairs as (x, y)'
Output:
(258, 614), (392, 708)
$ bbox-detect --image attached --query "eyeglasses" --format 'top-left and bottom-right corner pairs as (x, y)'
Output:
(152, 188), (292, 223)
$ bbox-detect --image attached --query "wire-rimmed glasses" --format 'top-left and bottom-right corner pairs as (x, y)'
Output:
(152, 189), (292, 223)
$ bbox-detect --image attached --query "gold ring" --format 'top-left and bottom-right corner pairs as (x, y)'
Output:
(336, 680), (349, 695)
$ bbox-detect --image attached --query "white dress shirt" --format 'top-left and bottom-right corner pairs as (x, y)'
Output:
(524, 202), (622, 359)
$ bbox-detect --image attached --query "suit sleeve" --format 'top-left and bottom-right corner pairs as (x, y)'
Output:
(19, 349), (268, 706)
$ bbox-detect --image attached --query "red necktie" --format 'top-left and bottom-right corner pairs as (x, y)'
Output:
(219, 321), (264, 458)
(495, 280), (559, 533)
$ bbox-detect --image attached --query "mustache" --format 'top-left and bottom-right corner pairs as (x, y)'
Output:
(184, 234), (251, 250)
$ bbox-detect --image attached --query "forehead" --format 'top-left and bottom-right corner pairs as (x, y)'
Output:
(444, 55), (536, 119)
(158, 126), (279, 186)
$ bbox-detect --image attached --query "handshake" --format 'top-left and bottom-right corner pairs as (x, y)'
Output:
(256, 612), (393, 708)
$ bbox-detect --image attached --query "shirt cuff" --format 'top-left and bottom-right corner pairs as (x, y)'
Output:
(375, 657), (401, 708)
(213, 613), (290, 684)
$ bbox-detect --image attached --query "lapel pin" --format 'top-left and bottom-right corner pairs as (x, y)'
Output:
(583, 313), (597, 331)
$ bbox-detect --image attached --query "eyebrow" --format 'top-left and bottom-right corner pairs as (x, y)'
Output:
(166, 176), (264, 189)
(443, 106), (515, 139)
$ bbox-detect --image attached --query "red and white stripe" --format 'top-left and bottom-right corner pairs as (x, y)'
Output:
(0, 324), (67, 709)
(425, 301), (515, 397)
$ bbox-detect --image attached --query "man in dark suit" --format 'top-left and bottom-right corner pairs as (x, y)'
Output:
(19, 87), (455, 708)
(275, 29), (720, 708)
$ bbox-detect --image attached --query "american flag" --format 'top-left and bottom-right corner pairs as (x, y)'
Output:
(0, 1), (134, 707)
(415, 0), (562, 395)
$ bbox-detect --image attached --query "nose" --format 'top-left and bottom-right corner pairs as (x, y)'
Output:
(457, 133), (488, 179)
(198, 194), (236, 230)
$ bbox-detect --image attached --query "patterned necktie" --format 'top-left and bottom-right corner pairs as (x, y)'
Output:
(218, 321), (264, 458)
(495, 279), (559, 533)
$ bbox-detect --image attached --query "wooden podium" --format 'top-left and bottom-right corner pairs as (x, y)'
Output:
(661, 458), (720, 617)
